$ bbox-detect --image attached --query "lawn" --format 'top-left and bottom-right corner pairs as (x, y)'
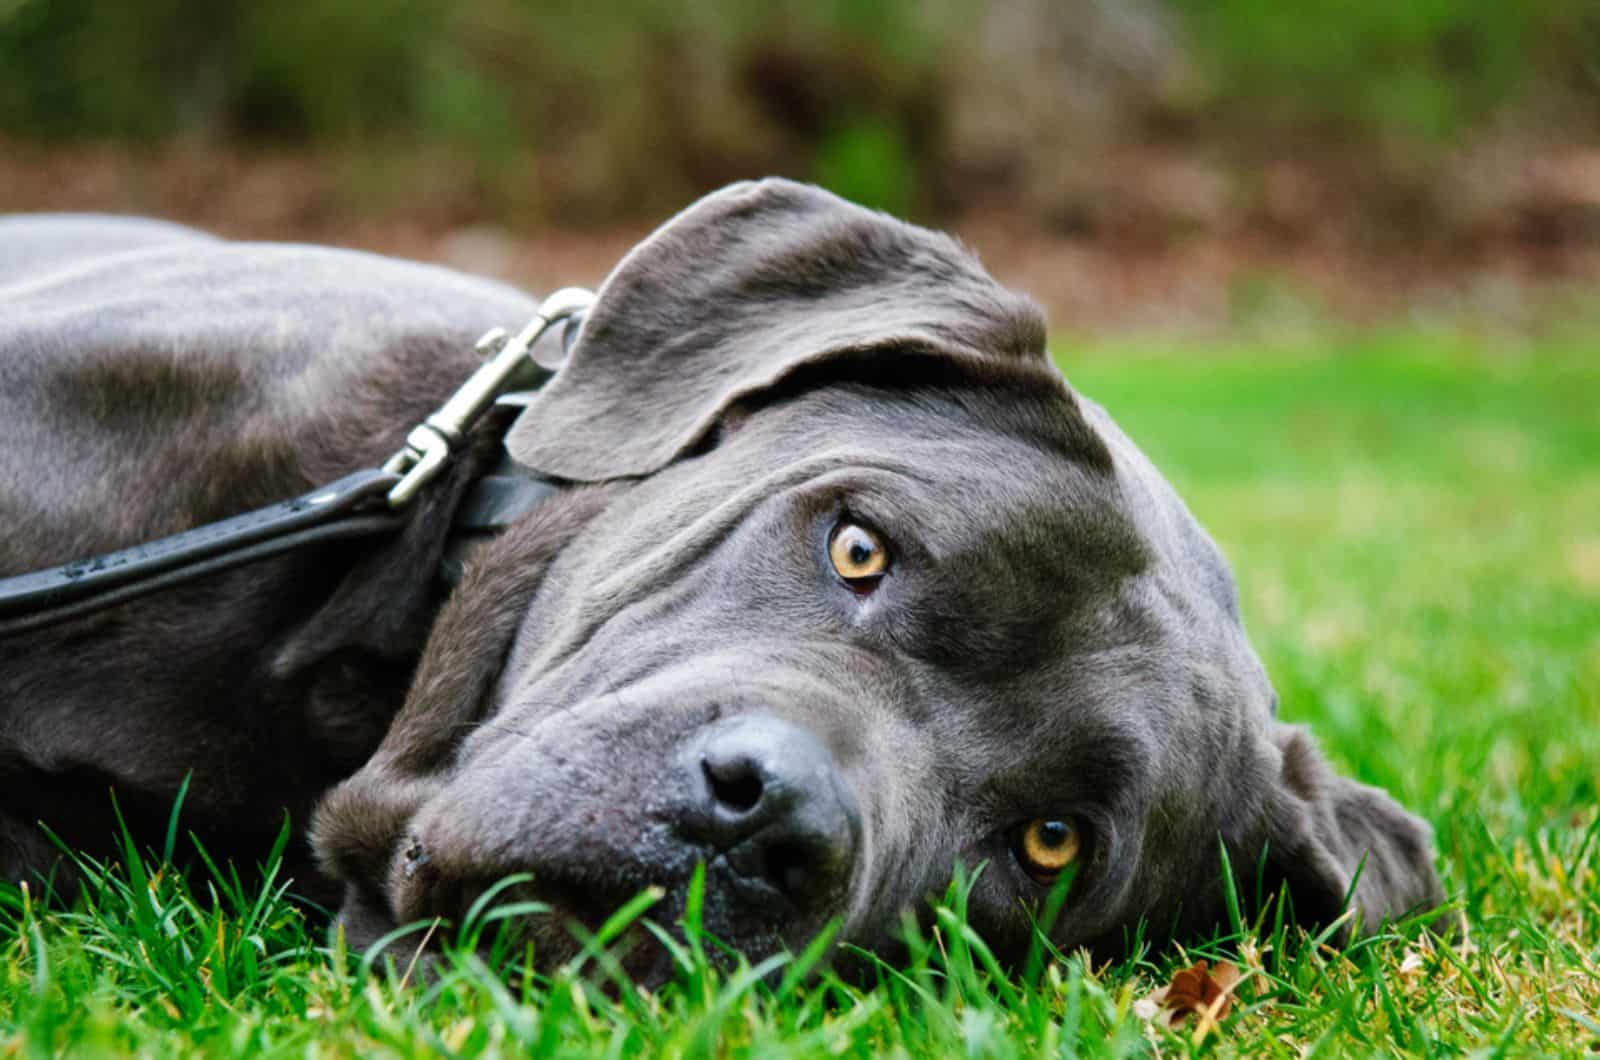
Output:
(2, 329), (1596, 1056)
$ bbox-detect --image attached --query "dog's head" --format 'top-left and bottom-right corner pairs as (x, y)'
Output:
(312, 180), (1440, 974)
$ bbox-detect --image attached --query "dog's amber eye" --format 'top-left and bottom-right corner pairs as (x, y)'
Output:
(829, 522), (890, 585)
(1014, 818), (1081, 883)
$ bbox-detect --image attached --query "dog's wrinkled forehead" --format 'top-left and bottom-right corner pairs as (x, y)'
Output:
(505, 178), (1050, 482)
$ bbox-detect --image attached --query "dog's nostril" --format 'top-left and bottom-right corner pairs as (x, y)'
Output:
(703, 754), (763, 813)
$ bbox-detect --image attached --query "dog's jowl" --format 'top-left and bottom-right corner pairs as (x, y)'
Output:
(0, 181), (1441, 976)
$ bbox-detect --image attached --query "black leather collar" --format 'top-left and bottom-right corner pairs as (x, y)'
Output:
(439, 456), (562, 587)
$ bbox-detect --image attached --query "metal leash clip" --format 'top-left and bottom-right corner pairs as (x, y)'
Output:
(383, 286), (594, 507)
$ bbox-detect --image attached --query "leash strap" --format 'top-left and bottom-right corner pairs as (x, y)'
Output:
(0, 470), (405, 637)
(0, 286), (595, 638)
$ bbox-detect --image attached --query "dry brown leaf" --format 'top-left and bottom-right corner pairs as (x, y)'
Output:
(1151, 959), (1243, 1029)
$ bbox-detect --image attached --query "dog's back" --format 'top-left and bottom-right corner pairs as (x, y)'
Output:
(0, 214), (210, 287)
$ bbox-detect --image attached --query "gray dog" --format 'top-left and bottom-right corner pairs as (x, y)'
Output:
(0, 180), (1440, 975)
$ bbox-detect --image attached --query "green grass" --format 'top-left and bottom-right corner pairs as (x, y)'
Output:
(3, 330), (1597, 1055)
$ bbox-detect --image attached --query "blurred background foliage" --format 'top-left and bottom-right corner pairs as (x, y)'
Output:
(2, 0), (1596, 224)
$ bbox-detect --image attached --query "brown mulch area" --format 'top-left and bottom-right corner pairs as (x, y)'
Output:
(4, 138), (1599, 335)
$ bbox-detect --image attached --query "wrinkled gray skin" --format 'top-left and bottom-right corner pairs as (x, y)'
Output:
(0, 181), (1441, 978)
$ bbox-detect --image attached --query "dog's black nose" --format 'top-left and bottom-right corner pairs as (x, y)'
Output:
(680, 715), (860, 909)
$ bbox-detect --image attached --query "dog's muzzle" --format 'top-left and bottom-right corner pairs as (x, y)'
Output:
(674, 714), (862, 916)
(382, 706), (865, 969)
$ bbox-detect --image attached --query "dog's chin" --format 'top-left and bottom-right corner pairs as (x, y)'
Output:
(349, 842), (835, 988)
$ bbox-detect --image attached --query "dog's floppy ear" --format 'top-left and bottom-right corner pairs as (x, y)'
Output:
(1256, 724), (1444, 935)
(505, 178), (1048, 482)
